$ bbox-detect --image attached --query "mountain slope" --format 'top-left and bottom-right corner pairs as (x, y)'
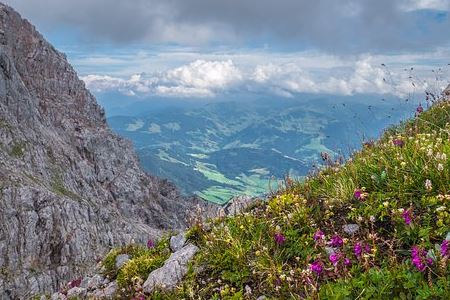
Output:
(97, 89), (450, 299)
(0, 3), (214, 298)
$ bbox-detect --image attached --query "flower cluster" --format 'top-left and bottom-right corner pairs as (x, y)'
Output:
(274, 232), (286, 245)
(147, 239), (155, 249)
(393, 138), (405, 147)
(353, 189), (368, 200)
(353, 242), (371, 258)
(441, 240), (449, 257)
(330, 235), (344, 248)
(313, 230), (325, 241)
(402, 209), (412, 225)
(310, 260), (323, 275)
(411, 246), (432, 272)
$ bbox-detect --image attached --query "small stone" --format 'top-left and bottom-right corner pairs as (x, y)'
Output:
(86, 274), (104, 290)
(343, 224), (359, 235)
(67, 287), (87, 298)
(257, 296), (267, 300)
(103, 281), (118, 298)
(51, 292), (66, 300)
(170, 233), (187, 252)
(115, 254), (130, 269)
(80, 276), (91, 288)
(102, 277), (111, 286)
(325, 247), (336, 255)
(245, 285), (252, 295)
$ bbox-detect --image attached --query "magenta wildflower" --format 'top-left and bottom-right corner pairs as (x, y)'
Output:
(313, 230), (325, 241)
(402, 209), (412, 225)
(344, 257), (352, 266)
(274, 232), (286, 245)
(411, 246), (431, 272)
(393, 139), (404, 147)
(68, 277), (82, 289)
(441, 240), (449, 257)
(147, 239), (155, 249)
(310, 260), (323, 275)
(329, 253), (340, 266)
(354, 189), (362, 200)
(354, 243), (363, 257)
(330, 235), (343, 248)
(353, 242), (371, 258)
(416, 104), (424, 115)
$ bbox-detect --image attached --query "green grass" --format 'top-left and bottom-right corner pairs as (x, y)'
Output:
(9, 142), (25, 158)
(50, 177), (81, 200)
(104, 100), (450, 299)
(101, 239), (171, 298)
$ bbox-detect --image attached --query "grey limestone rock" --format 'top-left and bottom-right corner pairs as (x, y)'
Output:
(170, 232), (187, 252)
(143, 243), (199, 293)
(115, 254), (130, 270)
(84, 274), (104, 290)
(223, 195), (257, 216)
(0, 2), (218, 298)
(343, 224), (360, 235)
(67, 286), (87, 298)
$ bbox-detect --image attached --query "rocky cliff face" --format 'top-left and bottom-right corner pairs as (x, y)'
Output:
(0, 3), (215, 298)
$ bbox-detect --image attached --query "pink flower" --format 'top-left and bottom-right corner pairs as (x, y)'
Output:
(402, 209), (412, 225)
(441, 240), (449, 257)
(68, 277), (82, 289)
(393, 139), (404, 147)
(416, 104), (424, 115)
(330, 235), (343, 248)
(310, 260), (323, 275)
(354, 189), (362, 200)
(147, 239), (155, 249)
(354, 243), (363, 257)
(344, 258), (352, 266)
(274, 232), (286, 245)
(411, 246), (431, 272)
(329, 253), (340, 266)
(313, 230), (325, 241)
(354, 242), (371, 258)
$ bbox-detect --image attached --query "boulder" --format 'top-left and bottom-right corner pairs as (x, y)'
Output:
(143, 244), (198, 293)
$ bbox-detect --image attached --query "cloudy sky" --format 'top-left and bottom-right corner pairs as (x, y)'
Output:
(4, 0), (450, 99)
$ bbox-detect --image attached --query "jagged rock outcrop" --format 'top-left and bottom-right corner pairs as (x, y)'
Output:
(0, 3), (217, 298)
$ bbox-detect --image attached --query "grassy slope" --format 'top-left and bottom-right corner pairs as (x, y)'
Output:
(105, 101), (450, 299)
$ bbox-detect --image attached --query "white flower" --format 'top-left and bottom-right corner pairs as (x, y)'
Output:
(442, 153), (447, 161)
(425, 179), (433, 191)
(427, 148), (433, 157)
(438, 163), (444, 172)
(436, 206), (446, 212)
(370, 215), (376, 222)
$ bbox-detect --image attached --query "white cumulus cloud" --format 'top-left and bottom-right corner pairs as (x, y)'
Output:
(82, 53), (449, 99)
(82, 60), (242, 98)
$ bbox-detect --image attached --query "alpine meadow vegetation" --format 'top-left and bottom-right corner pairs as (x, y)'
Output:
(101, 95), (450, 299)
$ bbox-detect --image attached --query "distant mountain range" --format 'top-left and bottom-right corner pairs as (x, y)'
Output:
(107, 95), (417, 204)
